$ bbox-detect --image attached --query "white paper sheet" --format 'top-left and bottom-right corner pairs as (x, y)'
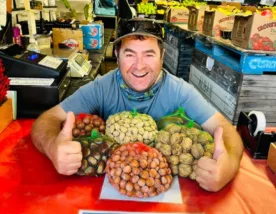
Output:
(100, 175), (183, 204)
(0, 0), (6, 27)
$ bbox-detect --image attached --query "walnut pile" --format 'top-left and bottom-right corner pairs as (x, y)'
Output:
(106, 142), (173, 198)
(105, 111), (158, 146)
(155, 124), (214, 180)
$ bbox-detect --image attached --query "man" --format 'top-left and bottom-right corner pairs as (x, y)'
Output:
(31, 19), (243, 192)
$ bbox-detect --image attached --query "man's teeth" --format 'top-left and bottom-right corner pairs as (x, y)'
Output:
(133, 73), (148, 77)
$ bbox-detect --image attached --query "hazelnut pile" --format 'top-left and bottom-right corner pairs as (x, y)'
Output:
(106, 142), (173, 198)
(71, 113), (105, 137)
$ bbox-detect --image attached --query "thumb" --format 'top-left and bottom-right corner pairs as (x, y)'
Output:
(60, 111), (75, 140)
(213, 127), (226, 160)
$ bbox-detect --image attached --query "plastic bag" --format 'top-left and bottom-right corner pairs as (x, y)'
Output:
(74, 130), (119, 176)
(156, 107), (202, 130)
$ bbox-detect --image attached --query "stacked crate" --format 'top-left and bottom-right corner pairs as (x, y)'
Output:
(189, 35), (276, 126)
(163, 25), (194, 81)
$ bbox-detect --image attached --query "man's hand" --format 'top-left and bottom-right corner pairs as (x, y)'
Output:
(195, 127), (238, 192)
(47, 112), (82, 175)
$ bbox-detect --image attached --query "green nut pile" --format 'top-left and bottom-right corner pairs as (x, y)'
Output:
(105, 111), (158, 146)
(155, 124), (215, 180)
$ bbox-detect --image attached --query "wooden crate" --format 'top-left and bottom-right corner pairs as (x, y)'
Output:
(189, 64), (276, 126)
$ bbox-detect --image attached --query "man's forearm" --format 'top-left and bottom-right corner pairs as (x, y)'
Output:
(221, 121), (244, 163)
(31, 112), (62, 156)
(203, 112), (244, 163)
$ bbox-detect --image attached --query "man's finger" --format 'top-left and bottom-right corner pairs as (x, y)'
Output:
(60, 112), (75, 139)
(197, 156), (217, 171)
(63, 152), (83, 163)
(67, 162), (82, 170)
(63, 169), (79, 176)
(199, 183), (209, 191)
(196, 167), (212, 180)
(62, 141), (82, 154)
(213, 127), (226, 160)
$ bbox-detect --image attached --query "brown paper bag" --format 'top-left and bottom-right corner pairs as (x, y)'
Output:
(53, 28), (83, 50)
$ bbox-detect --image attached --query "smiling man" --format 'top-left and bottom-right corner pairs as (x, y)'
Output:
(31, 18), (243, 192)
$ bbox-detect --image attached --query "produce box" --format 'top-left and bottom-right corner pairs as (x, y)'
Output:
(202, 2), (241, 37)
(0, 98), (13, 134)
(53, 28), (83, 50)
(83, 36), (104, 50)
(166, 7), (189, 23)
(81, 23), (104, 39)
(232, 11), (276, 51)
(267, 143), (276, 173)
(187, 6), (208, 31)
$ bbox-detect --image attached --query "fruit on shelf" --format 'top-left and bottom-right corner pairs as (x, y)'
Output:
(105, 110), (158, 146)
(261, 9), (273, 19)
(106, 142), (173, 198)
(155, 124), (214, 180)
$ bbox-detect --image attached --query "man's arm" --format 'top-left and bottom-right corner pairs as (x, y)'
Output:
(31, 105), (82, 175)
(196, 112), (244, 191)
(31, 105), (67, 155)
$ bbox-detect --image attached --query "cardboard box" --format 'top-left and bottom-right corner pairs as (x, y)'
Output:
(53, 28), (83, 50)
(202, 10), (236, 37)
(267, 143), (276, 173)
(166, 7), (189, 23)
(232, 13), (276, 51)
(187, 6), (208, 31)
(83, 36), (104, 50)
(0, 98), (13, 134)
(202, 2), (241, 37)
(81, 23), (104, 39)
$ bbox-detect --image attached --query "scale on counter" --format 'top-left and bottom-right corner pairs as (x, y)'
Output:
(68, 51), (92, 77)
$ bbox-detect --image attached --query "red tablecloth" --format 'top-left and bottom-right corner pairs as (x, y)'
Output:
(1, 120), (276, 214)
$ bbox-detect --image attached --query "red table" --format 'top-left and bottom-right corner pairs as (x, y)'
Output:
(1, 120), (276, 214)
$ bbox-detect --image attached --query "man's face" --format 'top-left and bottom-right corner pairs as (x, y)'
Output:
(116, 36), (164, 92)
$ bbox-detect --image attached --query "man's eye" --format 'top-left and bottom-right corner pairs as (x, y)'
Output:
(126, 54), (134, 57)
(146, 54), (154, 57)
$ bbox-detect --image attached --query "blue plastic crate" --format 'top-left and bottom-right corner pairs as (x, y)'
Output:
(195, 36), (276, 75)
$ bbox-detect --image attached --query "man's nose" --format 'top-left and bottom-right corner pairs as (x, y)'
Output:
(134, 56), (146, 70)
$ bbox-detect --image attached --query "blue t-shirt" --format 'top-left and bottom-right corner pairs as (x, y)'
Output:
(60, 69), (216, 125)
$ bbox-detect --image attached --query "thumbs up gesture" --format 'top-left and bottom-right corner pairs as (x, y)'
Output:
(48, 112), (82, 175)
(195, 127), (236, 192)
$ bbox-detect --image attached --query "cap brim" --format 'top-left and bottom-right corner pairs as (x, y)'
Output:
(113, 32), (163, 45)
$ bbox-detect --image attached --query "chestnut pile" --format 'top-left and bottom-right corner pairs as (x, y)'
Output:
(76, 134), (120, 176)
(106, 142), (173, 198)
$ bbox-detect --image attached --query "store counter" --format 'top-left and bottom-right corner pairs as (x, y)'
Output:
(1, 120), (276, 214)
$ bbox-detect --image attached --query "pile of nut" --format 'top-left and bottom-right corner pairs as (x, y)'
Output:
(105, 111), (158, 146)
(76, 135), (120, 176)
(155, 124), (214, 180)
(71, 113), (106, 138)
(106, 142), (173, 198)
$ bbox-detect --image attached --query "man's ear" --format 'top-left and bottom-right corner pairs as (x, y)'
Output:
(161, 48), (165, 60)
(115, 49), (118, 58)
